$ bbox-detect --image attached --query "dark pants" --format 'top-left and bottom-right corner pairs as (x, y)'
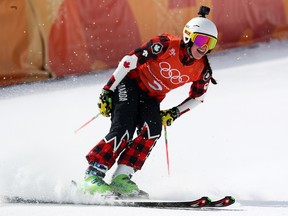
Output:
(86, 77), (162, 170)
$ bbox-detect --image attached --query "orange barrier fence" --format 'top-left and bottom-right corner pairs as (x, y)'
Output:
(1, 0), (288, 86)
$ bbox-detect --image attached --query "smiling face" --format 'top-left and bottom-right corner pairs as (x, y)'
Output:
(190, 43), (208, 60)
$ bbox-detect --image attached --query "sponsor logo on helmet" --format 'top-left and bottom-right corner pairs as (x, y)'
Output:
(151, 43), (163, 54)
(184, 29), (191, 36)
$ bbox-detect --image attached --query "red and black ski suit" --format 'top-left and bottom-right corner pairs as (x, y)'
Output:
(86, 33), (214, 172)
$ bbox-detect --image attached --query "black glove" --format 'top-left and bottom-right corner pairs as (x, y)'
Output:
(160, 107), (180, 126)
(98, 89), (113, 117)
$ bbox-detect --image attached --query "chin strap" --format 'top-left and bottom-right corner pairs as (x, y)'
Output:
(186, 46), (194, 59)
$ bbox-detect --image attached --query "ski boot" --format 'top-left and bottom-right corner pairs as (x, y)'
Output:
(78, 166), (114, 196)
(110, 174), (149, 199)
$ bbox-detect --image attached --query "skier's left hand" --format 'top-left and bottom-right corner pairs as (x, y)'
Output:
(98, 89), (113, 117)
(160, 107), (180, 126)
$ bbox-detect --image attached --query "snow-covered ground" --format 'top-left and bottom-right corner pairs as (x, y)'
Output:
(1, 39), (288, 215)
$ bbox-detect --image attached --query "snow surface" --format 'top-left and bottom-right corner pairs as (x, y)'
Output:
(1, 40), (288, 215)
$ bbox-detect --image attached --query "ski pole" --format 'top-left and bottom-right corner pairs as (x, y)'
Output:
(164, 125), (170, 176)
(74, 113), (101, 133)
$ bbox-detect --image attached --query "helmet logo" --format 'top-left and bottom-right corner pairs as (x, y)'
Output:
(184, 29), (191, 36)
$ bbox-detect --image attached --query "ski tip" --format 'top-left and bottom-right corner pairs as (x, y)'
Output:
(209, 196), (235, 207)
(224, 196), (235, 203)
(226, 196), (236, 205)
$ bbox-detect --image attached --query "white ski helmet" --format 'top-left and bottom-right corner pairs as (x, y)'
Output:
(183, 17), (218, 45)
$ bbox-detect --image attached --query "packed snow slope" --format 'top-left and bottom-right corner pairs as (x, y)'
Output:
(1, 40), (288, 214)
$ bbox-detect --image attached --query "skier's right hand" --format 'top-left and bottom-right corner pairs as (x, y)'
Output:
(98, 89), (113, 117)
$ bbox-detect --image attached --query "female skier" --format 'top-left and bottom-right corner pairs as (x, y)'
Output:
(80, 6), (218, 198)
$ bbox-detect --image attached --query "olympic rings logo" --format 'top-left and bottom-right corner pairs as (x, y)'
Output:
(159, 62), (189, 84)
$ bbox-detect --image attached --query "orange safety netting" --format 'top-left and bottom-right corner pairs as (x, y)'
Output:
(1, 0), (288, 86)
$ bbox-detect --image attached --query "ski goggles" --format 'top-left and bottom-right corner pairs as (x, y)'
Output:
(191, 32), (217, 50)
